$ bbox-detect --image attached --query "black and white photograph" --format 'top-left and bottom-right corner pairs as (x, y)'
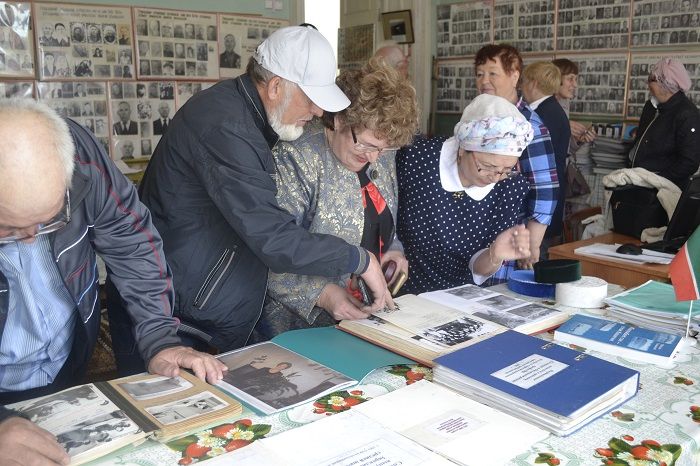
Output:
(475, 294), (527, 311)
(146, 392), (228, 425)
(216, 341), (355, 414)
(55, 411), (138, 456)
(473, 308), (529, 329)
(0, 2), (32, 77)
(421, 316), (493, 346)
(119, 376), (193, 401)
(218, 14), (288, 78)
(445, 283), (494, 300)
(17, 385), (101, 424)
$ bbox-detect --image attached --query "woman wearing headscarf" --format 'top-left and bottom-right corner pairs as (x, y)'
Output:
(251, 58), (418, 341)
(396, 94), (534, 294)
(628, 58), (700, 189)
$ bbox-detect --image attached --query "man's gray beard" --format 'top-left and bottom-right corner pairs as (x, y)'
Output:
(268, 83), (304, 141)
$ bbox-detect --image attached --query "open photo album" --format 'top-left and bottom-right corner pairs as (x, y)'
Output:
(8, 372), (242, 465)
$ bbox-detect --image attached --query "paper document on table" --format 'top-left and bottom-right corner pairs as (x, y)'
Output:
(208, 409), (455, 465)
(574, 243), (673, 264)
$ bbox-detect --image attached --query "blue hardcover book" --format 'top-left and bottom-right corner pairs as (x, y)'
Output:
(433, 330), (639, 436)
(555, 314), (682, 366)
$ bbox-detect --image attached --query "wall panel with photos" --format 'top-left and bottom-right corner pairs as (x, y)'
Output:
(434, 0), (700, 136)
(0, 1), (288, 181)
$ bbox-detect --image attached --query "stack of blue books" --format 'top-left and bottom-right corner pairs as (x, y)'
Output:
(433, 330), (639, 436)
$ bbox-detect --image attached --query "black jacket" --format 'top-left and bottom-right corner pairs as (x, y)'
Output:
(535, 95), (571, 237)
(138, 75), (367, 351)
(628, 91), (700, 189)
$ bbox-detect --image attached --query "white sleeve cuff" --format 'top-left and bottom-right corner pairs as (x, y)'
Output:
(469, 248), (496, 286)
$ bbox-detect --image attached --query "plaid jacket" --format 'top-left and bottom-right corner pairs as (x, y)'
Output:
(516, 99), (559, 226)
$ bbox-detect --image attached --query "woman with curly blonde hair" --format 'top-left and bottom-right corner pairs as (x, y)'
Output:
(251, 58), (418, 341)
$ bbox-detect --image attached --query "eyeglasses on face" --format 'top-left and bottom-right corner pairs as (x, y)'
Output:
(0, 190), (71, 244)
(470, 152), (520, 179)
(350, 127), (399, 155)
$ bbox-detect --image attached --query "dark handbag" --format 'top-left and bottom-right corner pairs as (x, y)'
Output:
(609, 185), (668, 239)
(565, 161), (590, 198)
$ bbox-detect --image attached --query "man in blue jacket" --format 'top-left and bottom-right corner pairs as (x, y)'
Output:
(129, 26), (393, 368)
(0, 99), (225, 464)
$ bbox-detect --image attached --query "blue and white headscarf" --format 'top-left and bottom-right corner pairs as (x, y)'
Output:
(454, 94), (534, 158)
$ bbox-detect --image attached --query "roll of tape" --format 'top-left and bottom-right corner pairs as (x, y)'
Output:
(555, 276), (608, 308)
(507, 270), (556, 299)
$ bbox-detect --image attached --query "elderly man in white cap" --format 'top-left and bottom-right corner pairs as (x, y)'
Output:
(396, 94), (534, 294)
(115, 26), (393, 373)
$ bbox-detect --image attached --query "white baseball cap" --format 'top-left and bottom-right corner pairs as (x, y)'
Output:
(254, 26), (350, 112)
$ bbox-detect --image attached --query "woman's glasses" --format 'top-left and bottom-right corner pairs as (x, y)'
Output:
(350, 127), (399, 155)
(0, 191), (71, 244)
(471, 153), (520, 179)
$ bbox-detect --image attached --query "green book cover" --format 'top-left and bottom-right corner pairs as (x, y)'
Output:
(272, 327), (414, 381)
(606, 280), (700, 316)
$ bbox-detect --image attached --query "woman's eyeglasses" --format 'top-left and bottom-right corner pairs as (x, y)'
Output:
(471, 153), (520, 179)
(350, 127), (399, 155)
(0, 191), (71, 244)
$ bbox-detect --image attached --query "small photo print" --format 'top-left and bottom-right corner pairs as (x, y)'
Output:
(421, 316), (495, 347)
(146, 392), (228, 425)
(475, 294), (526, 311)
(119, 376), (193, 401)
(445, 284), (493, 300)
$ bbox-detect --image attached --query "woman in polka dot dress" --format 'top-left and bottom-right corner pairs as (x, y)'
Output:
(397, 94), (535, 294)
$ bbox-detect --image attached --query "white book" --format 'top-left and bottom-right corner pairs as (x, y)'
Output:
(205, 409), (455, 466)
(354, 380), (549, 466)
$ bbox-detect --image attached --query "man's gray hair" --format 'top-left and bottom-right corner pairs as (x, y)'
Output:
(0, 98), (75, 187)
(245, 56), (300, 94)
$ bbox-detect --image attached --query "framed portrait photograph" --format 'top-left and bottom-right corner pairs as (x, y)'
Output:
(381, 9), (414, 44)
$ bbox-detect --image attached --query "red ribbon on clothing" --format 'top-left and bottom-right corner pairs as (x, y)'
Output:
(362, 182), (386, 214)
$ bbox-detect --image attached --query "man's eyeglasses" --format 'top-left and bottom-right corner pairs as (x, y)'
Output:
(350, 127), (399, 155)
(471, 153), (520, 179)
(0, 191), (71, 244)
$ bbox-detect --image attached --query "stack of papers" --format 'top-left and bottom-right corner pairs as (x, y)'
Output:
(574, 243), (673, 264)
(604, 280), (700, 336)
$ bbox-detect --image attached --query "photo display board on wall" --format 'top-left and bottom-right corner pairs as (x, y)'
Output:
(566, 54), (628, 116)
(218, 14), (287, 78)
(338, 23), (374, 70)
(631, 0), (700, 47)
(133, 8), (218, 80)
(436, 2), (491, 58)
(0, 2), (33, 77)
(493, 0), (555, 53)
(34, 2), (133, 80)
(557, 0), (630, 51)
